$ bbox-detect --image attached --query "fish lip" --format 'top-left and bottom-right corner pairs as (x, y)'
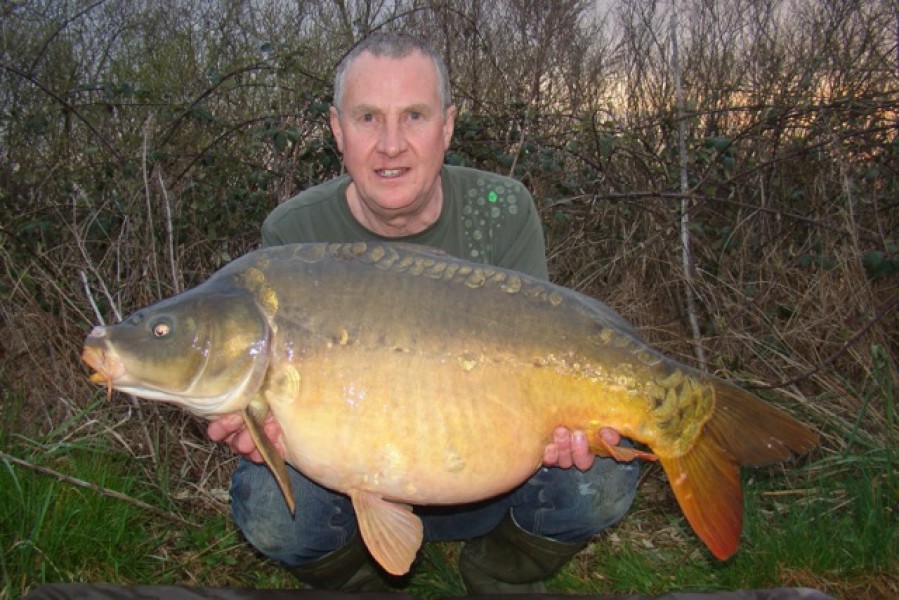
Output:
(81, 344), (124, 386)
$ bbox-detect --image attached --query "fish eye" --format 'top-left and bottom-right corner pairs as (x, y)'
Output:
(150, 318), (173, 338)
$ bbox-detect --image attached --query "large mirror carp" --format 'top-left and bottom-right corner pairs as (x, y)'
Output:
(83, 242), (818, 575)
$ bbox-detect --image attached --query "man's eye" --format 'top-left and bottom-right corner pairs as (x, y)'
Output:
(361, 113), (375, 122)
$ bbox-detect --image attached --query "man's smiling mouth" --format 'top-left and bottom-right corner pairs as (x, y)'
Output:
(377, 168), (407, 178)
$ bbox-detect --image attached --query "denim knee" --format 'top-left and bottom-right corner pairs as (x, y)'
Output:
(510, 454), (639, 543)
(231, 458), (357, 566)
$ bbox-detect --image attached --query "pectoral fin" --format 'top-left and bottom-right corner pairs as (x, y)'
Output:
(242, 401), (295, 515)
(349, 488), (423, 576)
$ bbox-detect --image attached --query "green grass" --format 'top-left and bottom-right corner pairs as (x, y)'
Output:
(3, 440), (895, 599)
(0, 385), (290, 599)
(0, 434), (297, 599)
(3, 352), (897, 599)
(543, 457), (896, 598)
(1, 441), (162, 595)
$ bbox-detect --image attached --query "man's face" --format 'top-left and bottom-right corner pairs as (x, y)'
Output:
(330, 50), (456, 220)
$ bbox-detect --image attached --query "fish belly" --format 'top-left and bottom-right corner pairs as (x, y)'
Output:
(268, 347), (567, 505)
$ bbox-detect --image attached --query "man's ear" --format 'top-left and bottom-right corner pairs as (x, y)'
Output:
(442, 104), (457, 150)
(330, 106), (344, 153)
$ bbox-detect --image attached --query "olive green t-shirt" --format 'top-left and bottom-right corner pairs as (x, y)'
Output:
(261, 165), (548, 280)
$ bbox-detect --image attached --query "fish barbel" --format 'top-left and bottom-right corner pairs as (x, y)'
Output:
(82, 242), (818, 575)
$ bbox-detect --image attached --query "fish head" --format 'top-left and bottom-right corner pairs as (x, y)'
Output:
(82, 287), (272, 417)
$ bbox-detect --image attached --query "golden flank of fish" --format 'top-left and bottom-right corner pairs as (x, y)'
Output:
(82, 242), (818, 575)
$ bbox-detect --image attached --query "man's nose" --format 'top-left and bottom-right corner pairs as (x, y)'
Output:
(377, 118), (407, 157)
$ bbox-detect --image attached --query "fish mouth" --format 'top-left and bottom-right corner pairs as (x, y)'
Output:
(81, 344), (124, 400)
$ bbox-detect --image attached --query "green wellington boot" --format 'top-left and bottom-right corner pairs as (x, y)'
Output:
(458, 513), (587, 594)
(287, 532), (393, 592)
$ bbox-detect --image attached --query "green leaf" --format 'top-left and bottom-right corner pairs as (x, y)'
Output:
(273, 131), (288, 151)
(862, 250), (898, 280)
(704, 136), (731, 151)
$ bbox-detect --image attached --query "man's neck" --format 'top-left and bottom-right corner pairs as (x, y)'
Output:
(345, 181), (444, 237)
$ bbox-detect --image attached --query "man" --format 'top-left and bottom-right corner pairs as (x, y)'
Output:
(207, 32), (638, 594)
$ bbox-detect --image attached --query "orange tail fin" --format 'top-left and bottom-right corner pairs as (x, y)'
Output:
(705, 381), (819, 467)
(660, 379), (818, 560)
(660, 433), (742, 559)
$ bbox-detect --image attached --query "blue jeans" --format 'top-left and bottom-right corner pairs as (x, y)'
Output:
(231, 454), (639, 567)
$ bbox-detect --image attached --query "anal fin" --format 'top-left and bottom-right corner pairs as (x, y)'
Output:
(349, 488), (423, 576)
(590, 433), (659, 462)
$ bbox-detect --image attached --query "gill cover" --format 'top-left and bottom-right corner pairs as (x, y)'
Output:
(90, 286), (272, 415)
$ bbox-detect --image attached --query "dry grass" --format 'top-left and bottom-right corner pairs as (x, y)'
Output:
(544, 187), (896, 428)
(779, 567), (899, 600)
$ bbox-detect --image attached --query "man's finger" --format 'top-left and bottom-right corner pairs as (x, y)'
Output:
(571, 430), (596, 471)
(543, 444), (559, 466)
(554, 426), (574, 468)
(599, 427), (621, 446)
(207, 413), (245, 442)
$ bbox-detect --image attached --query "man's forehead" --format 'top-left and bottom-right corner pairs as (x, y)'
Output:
(342, 51), (441, 105)
(347, 49), (435, 78)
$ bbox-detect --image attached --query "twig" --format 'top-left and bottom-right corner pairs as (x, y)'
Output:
(142, 115), (162, 299)
(0, 61), (123, 162)
(761, 489), (814, 497)
(72, 184), (123, 323)
(80, 270), (106, 327)
(157, 169), (182, 294)
(543, 190), (883, 244)
(508, 111), (528, 179)
(670, 5), (707, 369)
(0, 450), (201, 529)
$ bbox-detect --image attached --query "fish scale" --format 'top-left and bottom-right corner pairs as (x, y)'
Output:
(82, 241), (818, 576)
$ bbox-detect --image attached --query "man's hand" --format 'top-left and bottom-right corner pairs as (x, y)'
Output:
(209, 415), (615, 473)
(543, 426), (620, 471)
(207, 412), (286, 463)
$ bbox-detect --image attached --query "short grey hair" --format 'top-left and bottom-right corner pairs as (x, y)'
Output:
(332, 32), (453, 113)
